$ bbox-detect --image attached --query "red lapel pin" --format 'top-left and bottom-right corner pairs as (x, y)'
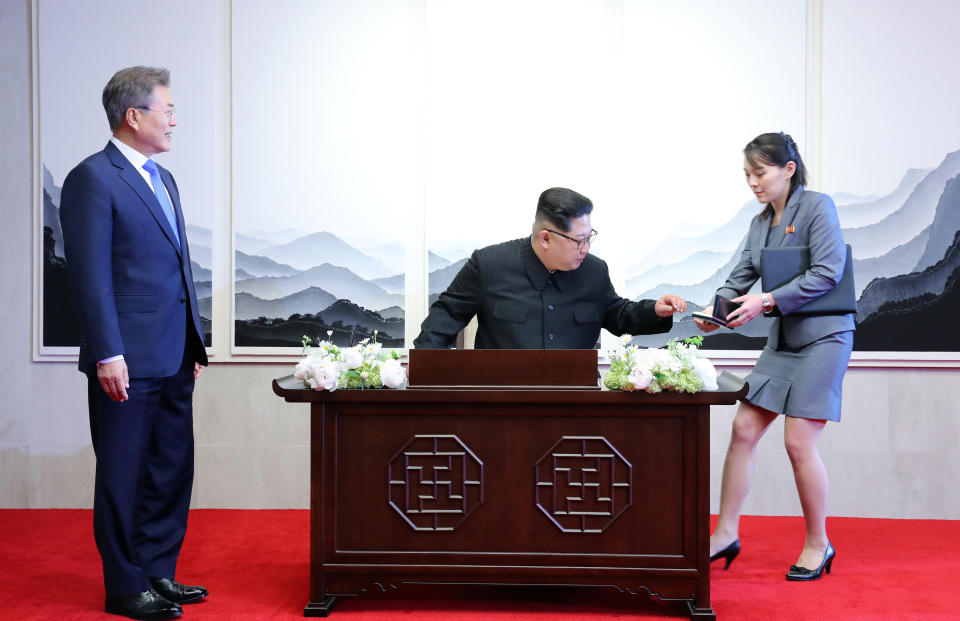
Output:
(786, 226), (796, 234)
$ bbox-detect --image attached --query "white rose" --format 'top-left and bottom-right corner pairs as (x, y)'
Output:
(293, 358), (311, 381)
(308, 359), (340, 391)
(380, 358), (407, 389)
(632, 347), (670, 372)
(340, 347), (363, 370)
(296, 353), (330, 382)
(626, 365), (653, 391)
(691, 356), (718, 391)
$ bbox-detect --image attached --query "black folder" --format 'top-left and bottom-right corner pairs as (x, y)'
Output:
(760, 244), (857, 315)
(692, 294), (742, 328)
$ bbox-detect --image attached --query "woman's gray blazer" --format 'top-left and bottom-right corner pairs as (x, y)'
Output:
(715, 187), (855, 350)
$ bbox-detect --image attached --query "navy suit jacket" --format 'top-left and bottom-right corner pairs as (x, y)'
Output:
(414, 237), (672, 349)
(61, 141), (207, 377)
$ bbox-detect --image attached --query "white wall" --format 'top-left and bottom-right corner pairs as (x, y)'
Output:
(1, 0), (957, 517)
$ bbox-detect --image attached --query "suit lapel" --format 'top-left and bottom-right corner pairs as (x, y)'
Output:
(754, 186), (806, 259)
(749, 187), (798, 270)
(105, 142), (182, 255)
(156, 164), (201, 333)
(777, 187), (805, 248)
(159, 166), (188, 265)
(749, 213), (767, 269)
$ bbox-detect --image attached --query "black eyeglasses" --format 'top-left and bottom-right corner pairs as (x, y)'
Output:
(544, 228), (598, 251)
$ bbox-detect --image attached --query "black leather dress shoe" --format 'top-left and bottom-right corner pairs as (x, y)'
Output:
(149, 577), (209, 605)
(104, 589), (182, 620)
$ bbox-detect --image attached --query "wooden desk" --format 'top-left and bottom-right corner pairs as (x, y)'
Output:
(273, 351), (745, 620)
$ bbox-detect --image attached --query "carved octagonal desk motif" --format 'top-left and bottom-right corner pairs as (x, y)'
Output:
(535, 436), (631, 534)
(388, 434), (483, 532)
(274, 355), (745, 621)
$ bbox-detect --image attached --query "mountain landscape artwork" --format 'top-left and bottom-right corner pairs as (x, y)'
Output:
(232, 229), (405, 348)
(40, 148), (960, 355)
(625, 149), (960, 352)
(231, 224), (465, 349)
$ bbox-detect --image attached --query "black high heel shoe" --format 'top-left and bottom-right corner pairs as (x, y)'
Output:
(710, 539), (740, 570)
(785, 541), (835, 581)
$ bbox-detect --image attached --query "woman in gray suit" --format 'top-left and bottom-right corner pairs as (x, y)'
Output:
(695, 132), (854, 581)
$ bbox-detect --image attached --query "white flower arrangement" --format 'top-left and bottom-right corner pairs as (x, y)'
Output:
(603, 334), (718, 393)
(294, 330), (406, 391)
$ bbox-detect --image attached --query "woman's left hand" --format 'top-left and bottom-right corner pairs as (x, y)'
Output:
(724, 294), (763, 328)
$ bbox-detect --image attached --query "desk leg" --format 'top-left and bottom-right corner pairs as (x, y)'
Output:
(304, 596), (338, 617)
(686, 600), (716, 620)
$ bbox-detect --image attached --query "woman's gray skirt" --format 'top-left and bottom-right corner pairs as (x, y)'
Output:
(743, 330), (854, 422)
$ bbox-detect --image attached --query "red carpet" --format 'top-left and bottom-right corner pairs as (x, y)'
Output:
(1, 510), (957, 620)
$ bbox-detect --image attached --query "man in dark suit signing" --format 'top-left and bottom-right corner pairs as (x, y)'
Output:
(414, 187), (686, 349)
(60, 66), (208, 621)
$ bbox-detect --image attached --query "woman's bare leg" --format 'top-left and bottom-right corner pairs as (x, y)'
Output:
(710, 402), (779, 556)
(784, 415), (830, 568)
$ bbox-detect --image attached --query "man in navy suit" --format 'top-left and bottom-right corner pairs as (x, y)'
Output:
(61, 66), (208, 620)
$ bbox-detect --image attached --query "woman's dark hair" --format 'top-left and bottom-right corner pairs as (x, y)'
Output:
(744, 132), (807, 220)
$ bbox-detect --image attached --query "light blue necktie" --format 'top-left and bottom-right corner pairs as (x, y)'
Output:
(142, 159), (180, 248)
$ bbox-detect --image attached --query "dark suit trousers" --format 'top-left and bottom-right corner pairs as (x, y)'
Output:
(87, 352), (196, 595)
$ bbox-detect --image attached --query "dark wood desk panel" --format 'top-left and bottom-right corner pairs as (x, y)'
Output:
(274, 371), (745, 620)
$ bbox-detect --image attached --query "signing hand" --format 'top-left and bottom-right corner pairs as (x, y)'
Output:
(724, 294), (764, 329)
(98, 359), (129, 402)
(693, 305), (720, 333)
(655, 294), (687, 317)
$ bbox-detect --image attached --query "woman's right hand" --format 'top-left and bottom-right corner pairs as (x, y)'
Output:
(693, 306), (720, 333)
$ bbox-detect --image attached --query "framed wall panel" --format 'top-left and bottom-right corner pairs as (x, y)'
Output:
(32, 0), (223, 360)
(820, 0), (960, 362)
(422, 0), (613, 274)
(32, 0), (960, 366)
(231, 0), (414, 354)
(615, 0), (807, 359)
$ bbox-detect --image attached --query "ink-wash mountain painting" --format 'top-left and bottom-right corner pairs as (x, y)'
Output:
(229, 225), (459, 349)
(230, 0), (416, 350)
(625, 150), (960, 352)
(232, 230), (404, 348)
(35, 0), (220, 356)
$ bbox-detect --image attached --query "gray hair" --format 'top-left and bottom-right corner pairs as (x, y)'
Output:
(101, 66), (170, 131)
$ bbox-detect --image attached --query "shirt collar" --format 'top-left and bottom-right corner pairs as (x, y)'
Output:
(522, 237), (565, 291)
(110, 136), (151, 171)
